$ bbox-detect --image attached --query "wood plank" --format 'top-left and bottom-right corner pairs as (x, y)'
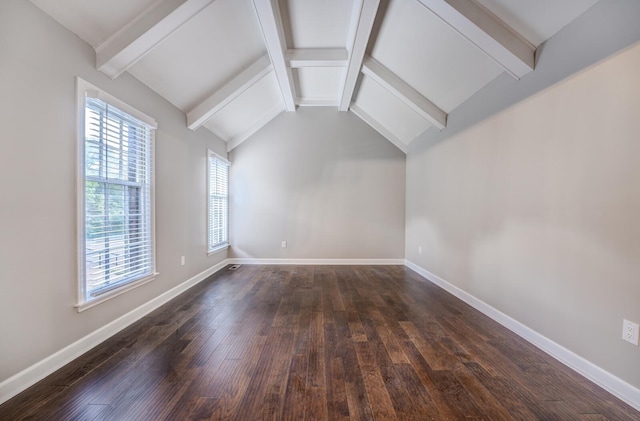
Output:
(353, 342), (397, 420)
(281, 354), (308, 420)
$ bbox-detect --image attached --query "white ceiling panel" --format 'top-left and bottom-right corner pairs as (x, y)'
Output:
(371, 0), (503, 113)
(203, 71), (284, 144)
(31, 0), (158, 47)
(476, 0), (600, 47)
(29, 0), (602, 153)
(128, 0), (266, 111)
(294, 67), (344, 102)
(282, 0), (354, 48)
(353, 75), (432, 144)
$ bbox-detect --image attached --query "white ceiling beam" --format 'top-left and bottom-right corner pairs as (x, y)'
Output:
(361, 57), (447, 130)
(96, 0), (214, 79)
(187, 55), (273, 131)
(286, 49), (348, 68)
(350, 103), (407, 153)
(338, 0), (381, 111)
(416, 0), (535, 79)
(296, 97), (339, 107)
(252, 0), (296, 111)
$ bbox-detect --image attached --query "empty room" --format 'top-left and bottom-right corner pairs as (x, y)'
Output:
(1, 0), (640, 419)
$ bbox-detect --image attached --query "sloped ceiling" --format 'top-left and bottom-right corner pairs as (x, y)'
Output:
(31, 0), (599, 153)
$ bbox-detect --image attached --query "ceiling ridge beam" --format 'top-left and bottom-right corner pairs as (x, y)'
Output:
(350, 103), (407, 153)
(338, 0), (381, 111)
(286, 49), (348, 68)
(187, 55), (273, 131)
(361, 56), (447, 130)
(96, 0), (214, 79)
(252, 0), (296, 111)
(417, 0), (535, 79)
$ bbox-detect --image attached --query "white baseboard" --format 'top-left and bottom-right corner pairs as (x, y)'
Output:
(404, 260), (640, 412)
(227, 258), (405, 265)
(0, 259), (230, 406)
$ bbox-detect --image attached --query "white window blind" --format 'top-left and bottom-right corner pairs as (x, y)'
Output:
(81, 95), (155, 300)
(208, 151), (229, 252)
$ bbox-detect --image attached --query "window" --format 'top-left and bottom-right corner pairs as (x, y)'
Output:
(76, 78), (157, 310)
(208, 151), (230, 253)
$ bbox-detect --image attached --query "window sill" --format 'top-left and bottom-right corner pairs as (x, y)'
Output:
(208, 244), (229, 256)
(75, 273), (158, 313)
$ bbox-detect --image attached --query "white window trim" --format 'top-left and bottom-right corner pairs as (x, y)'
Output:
(75, 77), (158, 312)
(207, 150), (230, 254)
(208, 244), (229, 256)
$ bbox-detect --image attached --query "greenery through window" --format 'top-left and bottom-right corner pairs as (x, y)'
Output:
(81, 93), (155, 301)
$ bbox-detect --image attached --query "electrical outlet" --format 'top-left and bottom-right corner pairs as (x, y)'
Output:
(418, 246), (422, 255)
(622, 319), (639, 345)
(181, 256), (185, 266)
(281, 241), (287, 248)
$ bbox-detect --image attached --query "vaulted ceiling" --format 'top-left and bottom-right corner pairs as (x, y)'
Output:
(31, 0), (599, 152)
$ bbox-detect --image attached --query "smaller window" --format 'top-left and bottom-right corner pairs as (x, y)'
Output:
(208, 151), (230, 253)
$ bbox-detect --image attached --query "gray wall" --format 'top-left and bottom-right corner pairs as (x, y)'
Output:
(406, 0), (640, 389)
(229, 108), (405, 259)
(0, 0), (227, 383)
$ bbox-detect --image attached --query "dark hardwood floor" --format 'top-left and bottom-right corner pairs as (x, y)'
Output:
(1, 265), (638, 420)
